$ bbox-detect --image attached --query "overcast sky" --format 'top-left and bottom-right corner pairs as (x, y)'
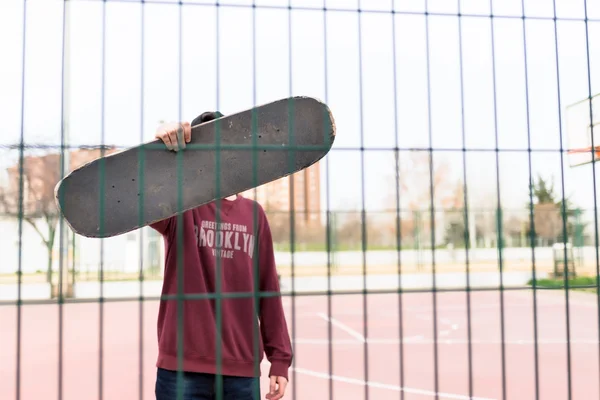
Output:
(1, 0), (600, 216)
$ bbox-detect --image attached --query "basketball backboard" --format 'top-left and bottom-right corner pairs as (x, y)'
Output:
(567, 93), (600, 167)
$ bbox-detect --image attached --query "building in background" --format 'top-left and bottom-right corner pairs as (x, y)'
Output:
(1, 146), (119, 216)
(241, 162), (321, 227)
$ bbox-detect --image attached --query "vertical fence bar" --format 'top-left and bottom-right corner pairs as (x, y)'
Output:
(580, 1), (600, 398)
(58, 0), (71, 398)
(284, 53), (296, 400)
(552, 0), (574, 391)
(389, 2), (406, 398)
(15, 1), (28, 399)
(214, 2), (223, 398)
(176, 2), (186, 399)
(138, 1), (146, 399)
(286, 2), (300, 399)
(213, 96), (223, 400)
(251, 1), (261, 399)
(488, 1), (508, 397)
(253, 3), (266, 396)
(356, 1), (370, 398)
(321, 2), (335, 399)
(423, 0), (440, 394)
(455, 1), (474, 397)
(174, 143), (185, 400)
(519, 0), (540, 398)
(99, 1), (108, 398)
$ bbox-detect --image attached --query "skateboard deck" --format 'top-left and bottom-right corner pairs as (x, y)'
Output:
(54, 96), (336, 238)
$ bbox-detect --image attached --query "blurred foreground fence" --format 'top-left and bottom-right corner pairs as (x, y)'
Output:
(4, 2), (600, 399)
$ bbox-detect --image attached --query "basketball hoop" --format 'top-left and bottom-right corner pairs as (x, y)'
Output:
(566, 93), (600, 167)
(568, 146), (600, 159)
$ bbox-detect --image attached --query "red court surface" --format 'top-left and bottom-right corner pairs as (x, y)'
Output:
(1, 289), (599, 399)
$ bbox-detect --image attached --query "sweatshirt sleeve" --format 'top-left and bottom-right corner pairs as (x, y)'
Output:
(149, 216), (173, 236)
(257, 210), (293, 381)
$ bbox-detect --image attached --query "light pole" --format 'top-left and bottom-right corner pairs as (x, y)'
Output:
(57, 0), (73, 298)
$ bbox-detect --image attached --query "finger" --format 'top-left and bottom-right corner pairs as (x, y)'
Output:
(275, 381), (287, 400)
(279, 379), (287, 395)
(160, 132), (174, 151)
(269, 376), (277, 397)
(176, 124), (186, 150)
(269, 389), (282, 400)
(183, 122), (191, 143)
(168, 131), (180, 151)
(270, 378), (286, 400)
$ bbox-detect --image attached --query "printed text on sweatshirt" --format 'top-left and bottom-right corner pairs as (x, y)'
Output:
(149, 195), (293, 380)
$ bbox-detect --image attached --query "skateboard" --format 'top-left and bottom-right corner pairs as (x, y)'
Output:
(54, 96), (336, 238)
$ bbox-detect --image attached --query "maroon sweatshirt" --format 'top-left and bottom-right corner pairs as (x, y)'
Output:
(149, 194), (293, 380)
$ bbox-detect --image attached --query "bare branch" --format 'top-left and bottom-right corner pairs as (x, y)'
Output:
(388, 151), (457, 212)
(24, 217), (49, 243)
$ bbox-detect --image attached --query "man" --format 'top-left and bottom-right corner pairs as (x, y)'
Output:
(150, 111), (293, 400)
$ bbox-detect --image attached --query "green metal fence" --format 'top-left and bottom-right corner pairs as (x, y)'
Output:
(2, 1), (600, 400)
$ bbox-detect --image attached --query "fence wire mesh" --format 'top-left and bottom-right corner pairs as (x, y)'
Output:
(2, 0), (600, 399)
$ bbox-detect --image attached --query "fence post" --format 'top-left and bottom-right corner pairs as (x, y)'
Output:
(573, 208), (584, 270)
(496, 207), (504, 271)
(414, 210), (422, 271)
(328, 211), (338, 272)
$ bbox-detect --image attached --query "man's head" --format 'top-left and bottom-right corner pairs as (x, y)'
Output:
(192, 111), (223, 126)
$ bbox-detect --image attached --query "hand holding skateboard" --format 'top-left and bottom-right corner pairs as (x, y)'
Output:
(155, 122), (191, 152)
(155, 112), (222, 152)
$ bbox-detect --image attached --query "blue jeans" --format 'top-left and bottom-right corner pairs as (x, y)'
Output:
(155, 368), (260, 400)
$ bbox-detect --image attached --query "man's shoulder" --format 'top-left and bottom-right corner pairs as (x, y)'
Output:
(238, 195), (266, 212)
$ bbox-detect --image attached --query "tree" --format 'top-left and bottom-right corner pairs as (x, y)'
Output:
(442, 179), (467, 247)
(0, 152), (61, 283)
(392, 151), (456, 211)
(526, 174), (580, 244)
(0, 147), (117, 284)
(378, 151), (468, 250)
(531, 173), (556, 204)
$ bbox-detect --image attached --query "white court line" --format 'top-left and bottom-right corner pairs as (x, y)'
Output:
(293, 336), (424, 345)
(425, 339), (600, 345)
(317, 312), (366, 343)
(292, 338), (599, 345)
(292, 367), (497, 400)
(293, 302), (546, 318)
(416, 315), (459, 337)
(401, 303), (533, 313)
